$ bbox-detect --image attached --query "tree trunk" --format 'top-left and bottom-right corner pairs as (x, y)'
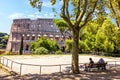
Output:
(71, 28), (80, 74)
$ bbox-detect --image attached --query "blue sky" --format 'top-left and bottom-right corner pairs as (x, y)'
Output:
(0, 0), (61, 34)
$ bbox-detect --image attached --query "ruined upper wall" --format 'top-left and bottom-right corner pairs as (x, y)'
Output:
(11, 18), (60, 33)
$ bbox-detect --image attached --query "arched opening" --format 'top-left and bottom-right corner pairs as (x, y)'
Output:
(25, 44), (29, 51)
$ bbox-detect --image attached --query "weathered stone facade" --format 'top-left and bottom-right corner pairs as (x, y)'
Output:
(6, 18), (68, 54)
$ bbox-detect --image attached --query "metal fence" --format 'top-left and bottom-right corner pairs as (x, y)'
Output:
(0, 56), (120, 75)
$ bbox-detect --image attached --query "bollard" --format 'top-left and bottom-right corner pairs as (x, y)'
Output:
(3, 57), (4, 65)
(6, 59), (8, 67)
(11, 61), (13, 70)
(20, 64), (22, 75)
(60, 65), (61, 72)
(0, 56), (1, 64)
(40, 66), (41, 75)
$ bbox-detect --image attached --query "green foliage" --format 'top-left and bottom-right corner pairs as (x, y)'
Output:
(104, 39), (114, 53)
(0, 32), (8, 49)
(84, 34), (96, 51)
(80, 21), (101, 51)
(19, 36), (23, 55)
(65, 40), (88, 53)
(65, 40), (72, 52)
(50, 0), (56, 5)
(29, 0), (116, 73)
(0, 32), (8, 37)
(79, 18), (120, 53)
(54, 19), (68, 33)
(79, 40), (89, 52)
(55, 50), (63, 55)
(29, 0), (42, 12)
(114, 29), (120, 50)
(34, 47), (48, 55)
(30, 37), (60, 53)
(95, 31), (106, 51)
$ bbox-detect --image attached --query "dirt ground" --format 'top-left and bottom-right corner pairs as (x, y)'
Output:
(0, 67), (120, 80)
(0, 55), (120, 80)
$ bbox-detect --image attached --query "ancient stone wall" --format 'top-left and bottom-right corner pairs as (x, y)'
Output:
(6, 18), (66, 54)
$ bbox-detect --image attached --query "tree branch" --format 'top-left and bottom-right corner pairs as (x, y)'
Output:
(81, 0), (98, 28)
(60, 0), (73, 30)
(76, 0), (80, 20)
(110, 0), (119, 27)
(65, 0), (70, 19)
(75, 0), (88, 27)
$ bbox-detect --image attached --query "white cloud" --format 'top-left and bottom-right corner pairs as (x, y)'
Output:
(44, 13), (48, 17)
(8, 11), (55, 20)
(28, 14), (35, 18)
(42, 1), (52, 7)
(36, 15), (42, 18)
(49, 13), (54, 18)
(41, 12), (54, 18)
(8, 13), (24, 19)
(34, 11), (40, 15)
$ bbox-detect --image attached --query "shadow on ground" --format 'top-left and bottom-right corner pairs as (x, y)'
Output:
(22, 69), (120, 80)
(0, 68), (120, 80)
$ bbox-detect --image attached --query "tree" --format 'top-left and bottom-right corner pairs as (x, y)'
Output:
(19, 35), (23, 55)
(29, 0), (105, 73)
(95, 18), (117, 53)
(54, 19), (73, 39)
(107, 0), (120, 52)
(53, 19), (68, 39)
(108, 0), (120, 28)
(0, 32), (8, 49)
(30, 37), (60, 53)
(82, 21), (100, 51)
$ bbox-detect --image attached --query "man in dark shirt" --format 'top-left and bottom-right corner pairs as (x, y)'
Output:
(89, 58), (94, 68)
(84, 58), (94, 71)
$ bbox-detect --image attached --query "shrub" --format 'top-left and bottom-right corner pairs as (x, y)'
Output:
(34, 47), (48, 55)
(65, 40), (72, 52)
(55, 50), (63, 54)
(30, 37), (60, 53)
(19, 36), (23, 55)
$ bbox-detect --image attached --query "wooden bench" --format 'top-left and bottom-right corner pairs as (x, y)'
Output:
(84, 63), (107, 71)
(92, 63), (107, 70)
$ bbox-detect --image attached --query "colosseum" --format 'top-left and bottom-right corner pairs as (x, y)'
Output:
(6, 18), (70, 54)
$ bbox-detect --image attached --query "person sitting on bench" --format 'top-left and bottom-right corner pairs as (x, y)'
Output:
(97, 58), (106, 70)
(97, 58), (105, 64)
(84, 58), (94, 71)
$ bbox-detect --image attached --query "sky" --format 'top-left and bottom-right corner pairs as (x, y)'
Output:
(0, 0), (61, 34)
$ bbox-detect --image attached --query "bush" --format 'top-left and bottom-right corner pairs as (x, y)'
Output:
(65, 40), (72, 52)
(30, 37), (60, 53)
(55, 50), (63, 55)
(34, 47), (48, 55)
